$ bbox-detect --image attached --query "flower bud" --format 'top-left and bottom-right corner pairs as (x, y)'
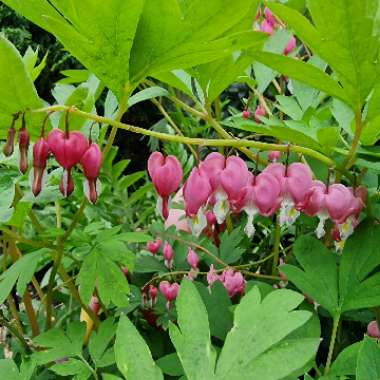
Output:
(254, 105), (266, 123)
(32, 138), (50, 196)
(367, 321), (380, 339)
(80, 143), (102, 203)
(268, 151), (281, 162)
(3, 126), (16, 157)
(163, 241), (174, 269)
(18, 125), (30, 174)
(284, 36), (297, 55)
(242, 110), (250, 119)
(187, 248), (199, 270)
(146, 240), (161, 255)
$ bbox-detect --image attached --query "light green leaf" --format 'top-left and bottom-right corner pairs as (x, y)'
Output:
(216, 288), (319, 380)
(128, 87), (169, 108)
(115, 315), (163, 380)
(22, 46), (47, 82)
(218, 228), (245, 264)
(330, 341), (361, 377)
(0, 36), (43, 138)
(89, 318), (116, 367)
(50, 358), (91, 380)
(156, 353), (184, 377)
(356, 336), (380, 380)
(0, 360), (20, 380)
(169, 280), (216, 380)
(281, 236), (339, 317)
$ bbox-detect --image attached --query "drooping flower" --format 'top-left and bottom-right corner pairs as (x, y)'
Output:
(254, 105), (266, 123)
(148, 152), (183, 219)
(146, 240), (161, 255)
(264, 7), (278, 27)
(32, 138), (50, 196)
(284, 36), (297, 55)
(264, 162), (313, 227)
(3, 124), (16, 157)
(207, 264), (220, 289)
(80, 143), (102, 203)
(18, 123), (30, 174)
(163, 241), (174, 269)
(159, 281), (180, 309)
(260, 19), (274, 35)
(268, 151), (281, 162)
(220, 269), (246, 298)
(48, 129), (89, 196)
(183, 168), (212, 236)
(187, 248), (199, 270)
(148, 285), (158, 306)
(367, 321), (380, 339)
(242, 110), (251, 119)
(235, 172), (282, 237)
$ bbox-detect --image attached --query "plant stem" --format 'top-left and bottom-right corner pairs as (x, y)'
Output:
(344, 108), (363, 170)
(32, 105), (335, 167)
(7, 295), (24, 335)
(0, 312), (31, 353)
(325, 314), (340, 375)
(62, 199), (87, 242)
(271, 217), (281, 275)
(22, 292), (40, 336)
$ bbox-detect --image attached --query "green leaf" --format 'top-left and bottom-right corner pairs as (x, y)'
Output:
(215, 288), (320, 380)
(169, 280), (216, 380)
(330, 341), (361, 377)
(128, 87), (169, 108)
(0, 251), (42, 304)
(250, 52), (350, 106)
(339, 222), (380, 312)
(119, 232), (152, 244)
(356, 336), (380, 380)
(32, 322), (86, 365)
(50, 358), (91, 380)
(267, 1), (380, 109)
(0, 360), (20, 380)
(281, 236), (339, 316)
(0, 36), (43, 138)
(195, 281), (233, 341)
(156, 353), (184, 377)
(89, 318), (116, 367)
(115, 315), (163, 380)
(218, 228), (245, 264)
(22, 46), (47, 82)
(134, 254), (167, 273)
(77, 250), (130, 307)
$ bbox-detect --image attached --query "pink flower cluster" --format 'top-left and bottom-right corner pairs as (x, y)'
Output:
(4, 120), (102, 203)
(259, 7), (296, 56)
(207, 265), (246, 298)
(148, 151), (366, 249)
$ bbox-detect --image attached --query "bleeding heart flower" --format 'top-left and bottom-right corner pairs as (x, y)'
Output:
(367, 321), (380, 339)
(264, 7), (278, 26)
(148, 152), (183, 219)
(146, 240), (161, 255)
(32, 138), (50, 196)
(163, 241), (174, 269)
(159, 281), (180, 309)
(48, 129), (89, 197)
(265, 162), (313, 227)
(254, 105), (266, 123)
(80, 143), (102, 203)
(199, 152), (226, 191)
(260, 19), (274, 35)
(284, 36), (297, 55)
(236, 172), (282, 237)
(268, 151), (281, 162)
(207, 265), (220, 289)
(90, 296), (100, 315)
(220, 269), (246, 298)
(18, 125), (30, 174)
(183, 168), (212, 236)
(242, 110), (251, 119)
(149, 285), (158, 306)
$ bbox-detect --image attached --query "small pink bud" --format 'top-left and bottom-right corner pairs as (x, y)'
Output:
(149, 285), (158, 300)
(183, 168), (212, 217)
(146, 240), (161, 255)
(260, 19), (274, 35)
(163, 241), (174, 269)
(3, 126), (16, 157)
(242, 110), (251, 119)
(32, 138), (50, 196)
(207, 265), (220, 287)
(367, 321), (380, 339)
(148, 152), (183, 219)
(268, 151), (281, 162)
(187, 248), (199, 270)
(284, 36), (297, 55)
(90, 296), (100, 315)
(80, 143), (102, 203)
(18, 126), (30, 174)
(254, 105), (266, 123)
